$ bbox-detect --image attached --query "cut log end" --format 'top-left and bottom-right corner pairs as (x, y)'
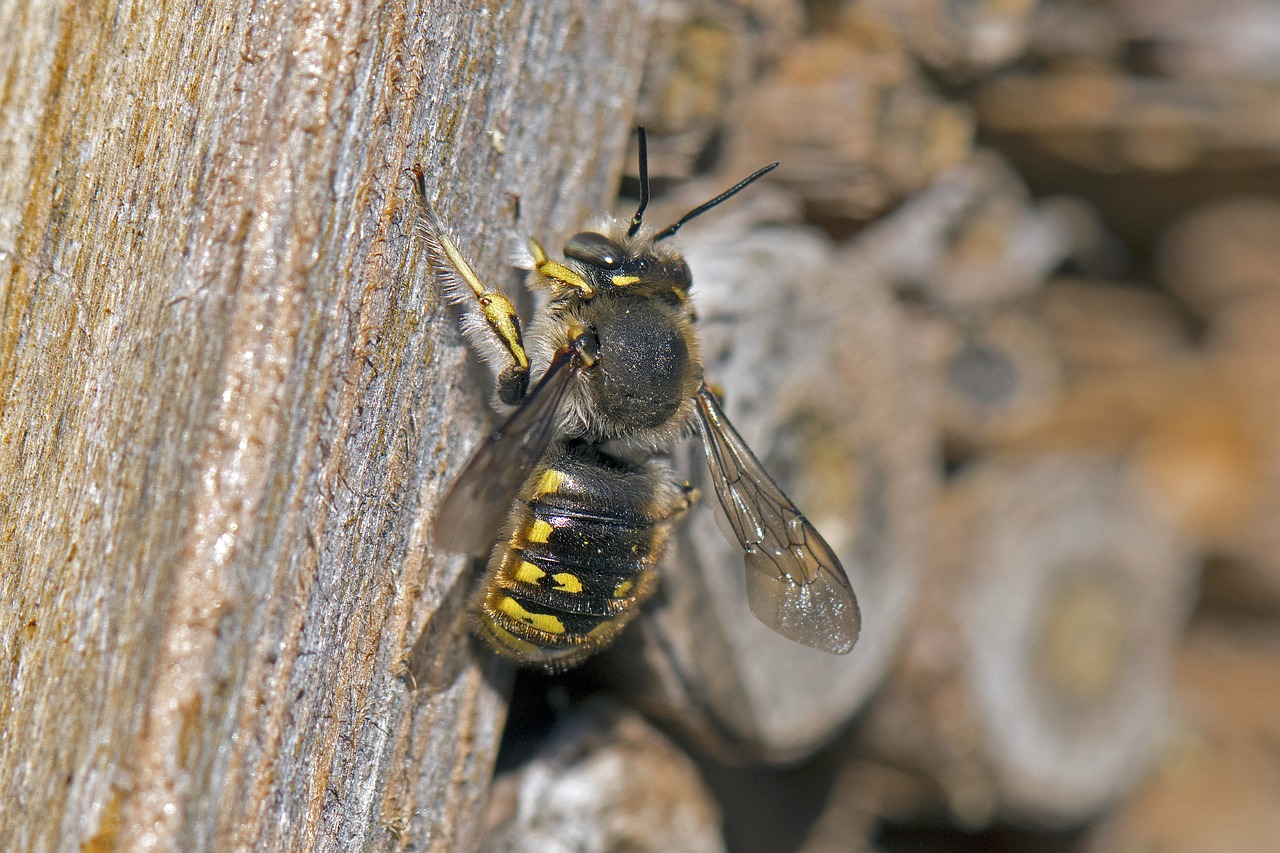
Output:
(864, 455), (1198, 827)
(605, 220), (929, 762)
(480, 701), (726, 853)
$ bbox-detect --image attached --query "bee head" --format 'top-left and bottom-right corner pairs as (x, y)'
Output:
(557, 128), (775, 300)
(563, 231), (693, 295)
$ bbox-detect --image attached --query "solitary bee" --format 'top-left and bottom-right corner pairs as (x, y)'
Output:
(412, 130), (860, 671)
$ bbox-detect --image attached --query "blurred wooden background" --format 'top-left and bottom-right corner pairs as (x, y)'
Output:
(4, 0), (1280, 851)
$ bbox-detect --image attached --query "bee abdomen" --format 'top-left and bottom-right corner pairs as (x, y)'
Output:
(480, 507), (660, 637)
(501, 511), (658, 615)
(472, 446), (671, 670)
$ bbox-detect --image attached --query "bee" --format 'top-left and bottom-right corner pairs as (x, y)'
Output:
(411, 129), (860, 671)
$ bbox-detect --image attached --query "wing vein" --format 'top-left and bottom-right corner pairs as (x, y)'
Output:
(693, 385), (861, 653)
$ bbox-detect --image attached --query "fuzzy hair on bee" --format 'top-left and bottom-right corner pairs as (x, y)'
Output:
(411, 198), (532, 409)
(411, 129), (860, 672)
(521, 227), (702, 451)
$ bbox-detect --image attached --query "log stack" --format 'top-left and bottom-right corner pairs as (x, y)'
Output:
(9, 0), (1280, 849)
(1084, 624), (1280, 853)
(494, 0), (1280, 847)
(427, 0), (1280, 846)
(860, 456), (1197, 827)
(604, 207), (931, 763)
(480, 701), (727, 852)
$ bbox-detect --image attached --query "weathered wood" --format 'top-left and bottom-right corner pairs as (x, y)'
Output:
(861, 457), (1197, 827)
(480, 701), (726, 853)
(1014, 280), (1266, 549)
(1018, 279), (1203, 465)
(1158, 196), (1280, 318)
(1026, 0), (1125, 65)
(603, 202), (930, 762)
(977, 69), (1280, 172)
(1035, 279), (1196, 381)
(0, 1), (652, 850)
(912, 307), (1064, 452)
(1199, 292), (1280, 596)
(796, 759), (923, 853)
(861, 0), (1039, 80)
(1106, 0), (1280, 83)
(1129, 390), (1266, 548)
(632, 0), (802, 183)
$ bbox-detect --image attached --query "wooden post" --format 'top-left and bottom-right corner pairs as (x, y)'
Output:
(0, 1), (652, 850)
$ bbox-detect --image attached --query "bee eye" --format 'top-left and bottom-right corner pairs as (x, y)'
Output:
(564, 232), (623, 270)
(670, 258), (692, 289)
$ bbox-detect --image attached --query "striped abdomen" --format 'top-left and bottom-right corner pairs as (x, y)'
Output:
(472, 441), (677, 671)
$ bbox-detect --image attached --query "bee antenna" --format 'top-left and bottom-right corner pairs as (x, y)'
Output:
(653, 162), (779, 242)
(627, 127), (651, 239)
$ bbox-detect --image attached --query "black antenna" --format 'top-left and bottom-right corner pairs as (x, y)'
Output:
(626, 127), (651, 238)
(653, 162), (779, 242)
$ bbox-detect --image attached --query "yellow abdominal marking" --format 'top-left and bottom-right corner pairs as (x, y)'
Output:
(527, 519), (554, 544)
(484, 621), (540, 655)
(515, 561), (546, 585)
(586, 621), (618, 640)
(531, 469), (567, 498)
(552, 572), (583, 594)
(611, 275), (640, 287)
(498, 596), (566, 634)
(613, 579), (634, 598)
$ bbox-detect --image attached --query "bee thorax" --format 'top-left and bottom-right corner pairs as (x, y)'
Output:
(584, 297), (697, 431)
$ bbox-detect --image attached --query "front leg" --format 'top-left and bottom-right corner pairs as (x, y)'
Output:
(409, 165), (529, 405)
(663, 481), (700, 526)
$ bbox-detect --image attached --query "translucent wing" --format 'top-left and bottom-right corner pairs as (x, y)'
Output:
(434, 348), (579, 554)
(693, 385), (861, 654)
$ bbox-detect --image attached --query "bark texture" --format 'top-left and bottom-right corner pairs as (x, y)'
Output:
(0, 1), (652, 850)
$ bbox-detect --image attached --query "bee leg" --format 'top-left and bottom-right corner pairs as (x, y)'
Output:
(441, 238), (530, 405)
(528, 239), (595, 299)
(409, 166), (530, 405)
(677, 481), (701, 514)
(660, 481), (701, 526)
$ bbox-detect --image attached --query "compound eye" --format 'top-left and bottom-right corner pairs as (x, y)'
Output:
(669, 257), (692, 289)
(564, 232), (624, 270)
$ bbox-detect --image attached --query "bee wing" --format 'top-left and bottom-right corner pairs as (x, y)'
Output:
(434, 347), (580, 554)
(693, 386), (861, 654)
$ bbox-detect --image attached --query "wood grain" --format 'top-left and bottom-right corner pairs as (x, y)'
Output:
(0, 1), (652, 850)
